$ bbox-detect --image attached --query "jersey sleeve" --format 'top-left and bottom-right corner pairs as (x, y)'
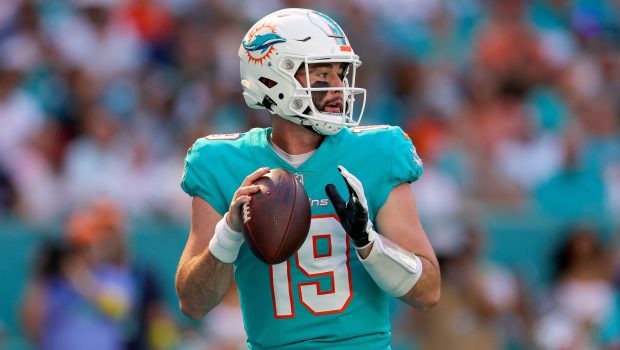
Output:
(362, 126), (423, 216)
(390, 126), (423, 185)
(180, 139), (228, 215)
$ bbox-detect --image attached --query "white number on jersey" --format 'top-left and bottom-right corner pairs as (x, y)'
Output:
(270, 215), (353, 318)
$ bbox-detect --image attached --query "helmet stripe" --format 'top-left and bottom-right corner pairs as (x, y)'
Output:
(313, 11), (346, 45)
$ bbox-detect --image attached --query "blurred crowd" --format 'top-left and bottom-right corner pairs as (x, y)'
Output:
(21, 200), (179, 350)
(1, 0), (620, 349)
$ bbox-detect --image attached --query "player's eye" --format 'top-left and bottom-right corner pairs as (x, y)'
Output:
(315, 72), (328, 78)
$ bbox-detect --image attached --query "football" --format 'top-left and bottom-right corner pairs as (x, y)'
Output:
(241, 168), (311, 264)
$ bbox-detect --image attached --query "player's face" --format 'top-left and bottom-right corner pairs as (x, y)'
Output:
(295, 63), (346, 113)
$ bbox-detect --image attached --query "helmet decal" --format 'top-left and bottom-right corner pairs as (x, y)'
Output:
(312, 11), (346, 45)
(242, 23), (286, 65)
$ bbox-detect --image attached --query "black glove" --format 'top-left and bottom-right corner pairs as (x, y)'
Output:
(325, 166), (374, 247)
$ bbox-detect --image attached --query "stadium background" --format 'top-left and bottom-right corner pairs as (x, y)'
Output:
(0, 0), (619, 349)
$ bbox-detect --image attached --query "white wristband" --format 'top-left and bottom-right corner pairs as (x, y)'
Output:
(357, 233), (423, 297)
(208, 213), (244, 263)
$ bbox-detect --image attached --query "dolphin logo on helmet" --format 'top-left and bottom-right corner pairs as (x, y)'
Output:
(243, 33), (287, 53)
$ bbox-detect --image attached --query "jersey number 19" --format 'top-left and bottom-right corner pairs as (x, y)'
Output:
(269, 215), (353, 318)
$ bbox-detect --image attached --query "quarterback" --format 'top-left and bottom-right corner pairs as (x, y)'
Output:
(176, 8), (440, 349)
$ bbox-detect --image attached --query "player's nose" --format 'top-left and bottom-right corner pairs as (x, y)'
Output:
(327, 72), (344, 96)
(329, 73), (345, 88)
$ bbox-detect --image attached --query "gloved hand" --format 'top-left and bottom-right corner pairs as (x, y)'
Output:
(325, 166), (376, 248)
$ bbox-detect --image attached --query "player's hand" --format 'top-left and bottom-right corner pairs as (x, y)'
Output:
(325, 166), (375, 247)
(228, 167), (270, 232)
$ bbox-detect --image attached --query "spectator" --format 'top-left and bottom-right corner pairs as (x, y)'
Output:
(20, 232), (135, 350)
(8, 120), (67, 224)
(48, 0), (145, 80)
(535, 225), (615, 350)
(0, 66), (45, 171)
(20, 199), (180, 350)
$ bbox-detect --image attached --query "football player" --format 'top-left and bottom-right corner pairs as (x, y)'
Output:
(176, 8), (440, 349)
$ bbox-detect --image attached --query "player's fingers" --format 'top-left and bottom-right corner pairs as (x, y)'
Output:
(325, 184), (347, 214)
(241, 167), (270, 187)
(231, 195), (252, 209)
(351, 197), (367, 219)
(342, 177), (357, 200)
(338, 169), (359, 203)
(338, 165), (368, 208)
(235, 185), (260, 198)
(228, 195), (252, 231)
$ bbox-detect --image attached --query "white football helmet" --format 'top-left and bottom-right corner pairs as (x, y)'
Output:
(239, 8), (366, 135)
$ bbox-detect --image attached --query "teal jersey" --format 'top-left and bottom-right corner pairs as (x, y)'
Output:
(181, 125), (422, 350)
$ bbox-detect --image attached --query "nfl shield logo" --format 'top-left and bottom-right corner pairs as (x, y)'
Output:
(294, 173), (304, 185)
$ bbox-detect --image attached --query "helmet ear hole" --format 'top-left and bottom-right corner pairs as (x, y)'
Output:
(259, 77), (278, 88)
